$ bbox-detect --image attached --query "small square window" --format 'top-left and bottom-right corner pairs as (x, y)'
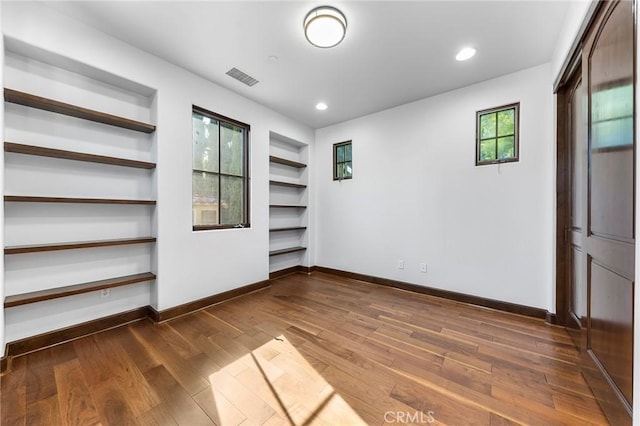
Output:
(333, 141), (353, 180)
(476, 103), (520, 166)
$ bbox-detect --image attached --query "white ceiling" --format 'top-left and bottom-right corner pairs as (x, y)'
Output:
(45, 1), (571, 129)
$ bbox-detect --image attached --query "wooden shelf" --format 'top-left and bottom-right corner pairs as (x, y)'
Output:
(269, 227), (307, 232)
(4, 272), (156, 308)
(5, 237), (156, 255)
(5, 142), (156, 169)
(269, 156), (306, 168)
(4, 88), (156, 134)
(269, 180), (307, 189)
(4, 195), (156, 205)
(269, 205), (307, 209)
(269, 246), (306, 257)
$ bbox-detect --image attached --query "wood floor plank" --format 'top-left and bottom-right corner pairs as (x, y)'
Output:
(73, 335), (115, 387)
(1, 355), (27, 426)
(193, 385), (247, 426)
(110, 326), (160, 374)
(25, 395), (62, 426)
(54, 358), (102, 426)
(94, 329), (161, 417)
(131, 320), (209, 396)
(25, 349), (57, 406)
(209, 369), (275, 424)
(390, 381), (491, 425)
(135, 404), (178, 426)
(1, 272), (610, 425)
(143, 365), (214, 425)
(91, 378), (138, 426)
(552, 392), (610, 424)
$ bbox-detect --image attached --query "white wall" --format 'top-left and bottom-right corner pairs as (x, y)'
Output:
(2, 2), (313, 341)
(314, 64), (555, 311)
(550, 0), (593, 82)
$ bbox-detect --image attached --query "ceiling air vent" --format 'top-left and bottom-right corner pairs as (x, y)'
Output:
(226, 67), (259, 87)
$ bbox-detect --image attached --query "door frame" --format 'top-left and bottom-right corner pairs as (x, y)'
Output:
(555, 1), (603, 327)
(555, 1), (636, 423)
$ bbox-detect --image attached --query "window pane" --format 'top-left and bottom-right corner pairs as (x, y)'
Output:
(344, 161), (353, 178)
(345, 143), (352, 161)
(336, 145), (345, 162)
(592, 84), (633, 122)
(497, 136), (515, 159)
(192, 171), (218, 226)
(193, 112), (219, 173)
(220, 123), (244, 176)
(480, 113), (496, 139)
(497, 109), (515, 137)
(336, 163), (344, 178)
(593, 117), (633, 150)
(479, 139), (496, 162)
(220, 175), (244, 225)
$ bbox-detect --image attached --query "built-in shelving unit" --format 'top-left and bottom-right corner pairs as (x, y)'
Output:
(4, 88), (156, 133)
(270, 226), (307, 232)
(269, 180), (307, 189)
(269, 133), (309, 275)
(269, 204), (307, 209)
(269, 247), (306, 257)
(5, 237), (157, 255)
(4, 142), (156, 169)
(3, 43), (158, 343)
(4, 196), (156, 205)
(269, 155), (306, 169)
(4, 272), (156, 308)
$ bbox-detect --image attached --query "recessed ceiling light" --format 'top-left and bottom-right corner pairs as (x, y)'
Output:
(316, 102), (328, 111)
(268, 55), (279, 62)
(456, 47), (476, 61)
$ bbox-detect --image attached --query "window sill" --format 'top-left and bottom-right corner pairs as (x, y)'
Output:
(193, 224), (251, 231)
(476, 158), (519, 167)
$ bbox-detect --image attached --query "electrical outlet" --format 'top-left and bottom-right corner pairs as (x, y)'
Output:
(398, 260), (405, 269)
(420, 263), (427, 273)
(100, 288), (110, 298)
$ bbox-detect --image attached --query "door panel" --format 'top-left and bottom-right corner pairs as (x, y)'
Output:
(590, 147), (634, 240)
(584, 0), (634, 415)
(571, 246), (587, 328)
(571, 79), (587, 233)
(588, 0), (635, 242)
(559, 1), (634, 421)
(590, 260), (634, 403)
(568, 75), (588, 338)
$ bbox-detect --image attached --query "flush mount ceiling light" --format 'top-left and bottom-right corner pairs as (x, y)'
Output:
(304, 6), (347, 48)
(456, 47), (476, 61)
(315, 102), (328, 111)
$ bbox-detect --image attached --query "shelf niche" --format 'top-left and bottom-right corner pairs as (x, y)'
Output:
(269, 132), (309, 275)
(2, 43), (158, 345)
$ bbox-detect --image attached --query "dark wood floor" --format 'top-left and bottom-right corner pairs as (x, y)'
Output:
(1, 272), (608, 425)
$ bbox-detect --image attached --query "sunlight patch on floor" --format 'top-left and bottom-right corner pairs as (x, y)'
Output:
(208, 335), (366, 425)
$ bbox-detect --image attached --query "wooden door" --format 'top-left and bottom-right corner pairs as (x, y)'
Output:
(566, 70), (588, 350)
(583, 0), (635, 421)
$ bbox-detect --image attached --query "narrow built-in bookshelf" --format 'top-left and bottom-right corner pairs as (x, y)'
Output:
(268, 133), (309, 275)
(3, 43), (157, 342)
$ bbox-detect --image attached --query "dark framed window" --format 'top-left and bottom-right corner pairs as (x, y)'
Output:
(476, 103), (519, 166)
(192, 105), (250, 230)
(333, 140), (352, 180)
